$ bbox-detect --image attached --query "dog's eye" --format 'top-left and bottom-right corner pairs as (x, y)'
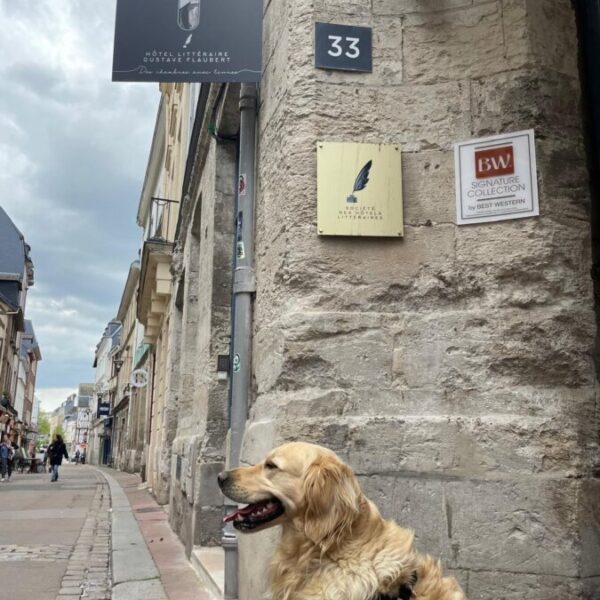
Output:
(264, 461), (278, 470)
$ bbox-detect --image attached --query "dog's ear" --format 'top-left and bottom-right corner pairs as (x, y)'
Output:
(302, 455), (361, 551)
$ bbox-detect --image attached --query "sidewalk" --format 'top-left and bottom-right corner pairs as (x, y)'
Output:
(98, 468), (210, 600)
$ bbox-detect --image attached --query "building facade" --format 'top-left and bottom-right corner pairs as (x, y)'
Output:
(136, 83), (197, 503)
(112, 261), (146, 474)
(90, 320), (122, 466)
(0, 206), (35, 436)
(105, 3), (600, 599)
(14, 320), (41, 447)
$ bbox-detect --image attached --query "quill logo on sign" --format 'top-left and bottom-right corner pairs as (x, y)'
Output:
(347, 160), (372, 203)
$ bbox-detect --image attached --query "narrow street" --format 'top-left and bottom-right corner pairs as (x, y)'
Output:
(0, 465), (207, 600)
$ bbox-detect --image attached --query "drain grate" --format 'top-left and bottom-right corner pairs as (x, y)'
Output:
(135, 507), (163, 513)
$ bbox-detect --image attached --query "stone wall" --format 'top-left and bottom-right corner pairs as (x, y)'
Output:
(168, 86), (238, 553)
(238, 1), (600, 599)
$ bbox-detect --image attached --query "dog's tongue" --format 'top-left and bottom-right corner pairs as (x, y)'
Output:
(223, 500), (269, 523)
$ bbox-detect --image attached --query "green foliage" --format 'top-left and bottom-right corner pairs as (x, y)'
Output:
(37, 412), (51, 436)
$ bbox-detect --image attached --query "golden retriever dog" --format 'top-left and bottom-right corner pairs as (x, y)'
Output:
(218, 442), (466, 600)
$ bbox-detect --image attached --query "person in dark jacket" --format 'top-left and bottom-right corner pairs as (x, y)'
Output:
(47, 434), (69, 482)
(0, 434), (13, 482)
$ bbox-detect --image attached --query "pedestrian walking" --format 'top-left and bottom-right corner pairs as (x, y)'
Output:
(12, 443), (25, 473)
(47, 434), (69, 482)
(0, 434), (13, 482)
(75, 449), (81, 464)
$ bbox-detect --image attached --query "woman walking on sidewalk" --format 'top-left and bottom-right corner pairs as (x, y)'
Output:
(47, 434), (69, 482)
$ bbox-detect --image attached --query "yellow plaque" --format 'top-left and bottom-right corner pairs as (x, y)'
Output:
(317, 142), (403, 237)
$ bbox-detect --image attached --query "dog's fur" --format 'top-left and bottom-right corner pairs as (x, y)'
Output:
(219, 442), (466, 600)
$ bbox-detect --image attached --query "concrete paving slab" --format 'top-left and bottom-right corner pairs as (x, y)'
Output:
(112, 547), (160, 584)
(112, 579), (168, 600)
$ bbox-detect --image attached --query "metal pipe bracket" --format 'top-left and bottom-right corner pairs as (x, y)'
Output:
(233, 267), (256, 294)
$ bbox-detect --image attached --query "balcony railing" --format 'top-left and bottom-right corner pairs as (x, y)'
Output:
(148, 197), (179, 242)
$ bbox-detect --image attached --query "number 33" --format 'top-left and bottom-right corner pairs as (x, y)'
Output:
(327, 35), (361, 59)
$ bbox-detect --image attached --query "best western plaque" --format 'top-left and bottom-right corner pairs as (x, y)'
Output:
(317, 142), (403, 237)
(455, 130), (539, 225)
(113, 0), (263, 83)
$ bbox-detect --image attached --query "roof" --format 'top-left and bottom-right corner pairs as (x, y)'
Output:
(20, 320), (42, 361)
(116, 261), (141, 322)
(78, 383), (95, 398)
(137, 97), (166, 228)
(0, 207), (34, 310)
(93, 320), (122, 366)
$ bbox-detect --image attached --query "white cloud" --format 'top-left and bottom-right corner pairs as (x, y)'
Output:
(0, 0), (158, 389)
(37, 387), (78, 413)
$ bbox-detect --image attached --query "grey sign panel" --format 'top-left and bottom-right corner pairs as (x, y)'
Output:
(315, 22), (372, 73)
(113, 0), (263, 83)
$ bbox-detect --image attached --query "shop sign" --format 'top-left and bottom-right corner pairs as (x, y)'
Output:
(98, 403), (111, 417)
(455, 130), (539, 225)
(77, 410), (92, 429)
(315, 23), (372, 72)
(113, 0), (263, 82)
(317, 142), (403, 237)
(131, 368), (149, 389)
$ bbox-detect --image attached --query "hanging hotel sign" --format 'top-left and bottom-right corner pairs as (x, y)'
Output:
(317, 142), (403, 237)
(455, 130), (539, 225)
(112, 0), (263, 83)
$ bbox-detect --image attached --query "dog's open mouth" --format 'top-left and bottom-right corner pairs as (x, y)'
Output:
(223, 498), (285, 531)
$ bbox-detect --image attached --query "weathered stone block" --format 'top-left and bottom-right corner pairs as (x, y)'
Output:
(344, 415), (588, 477)
(467, 571), (589, 600)
(579, 479), (600, 578)
(196, 462), (225, 507)
(373, 0), (473, 16)
(455, 219), (593, 310)
(240, 420), (277, 465)
(523, 0), (578, 77)
(445, 478), (584, 576)
(193, 507), (223, 547)
(402, 150), (455, 225)
(253, 389), (350, 421)
(470, 70), (582, 141)
(312, 81), (471, 151)
(314, 0), (371, 16)
(274, 225), (456, 304)
(362, 475), (590, 578)
(403, 2), (508, 83)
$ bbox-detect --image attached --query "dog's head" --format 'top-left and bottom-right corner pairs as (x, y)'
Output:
(218, 442), (362, 549)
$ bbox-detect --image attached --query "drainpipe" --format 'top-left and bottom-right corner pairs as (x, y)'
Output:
(222, 83), (258, 600)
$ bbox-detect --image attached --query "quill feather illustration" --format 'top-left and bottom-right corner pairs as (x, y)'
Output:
(347, 160), (373, 203)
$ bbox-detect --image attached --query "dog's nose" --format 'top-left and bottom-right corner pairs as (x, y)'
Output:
(217, 471), (230, 486)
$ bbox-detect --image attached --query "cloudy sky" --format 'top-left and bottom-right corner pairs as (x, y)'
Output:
(0, 1), (158, 412)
